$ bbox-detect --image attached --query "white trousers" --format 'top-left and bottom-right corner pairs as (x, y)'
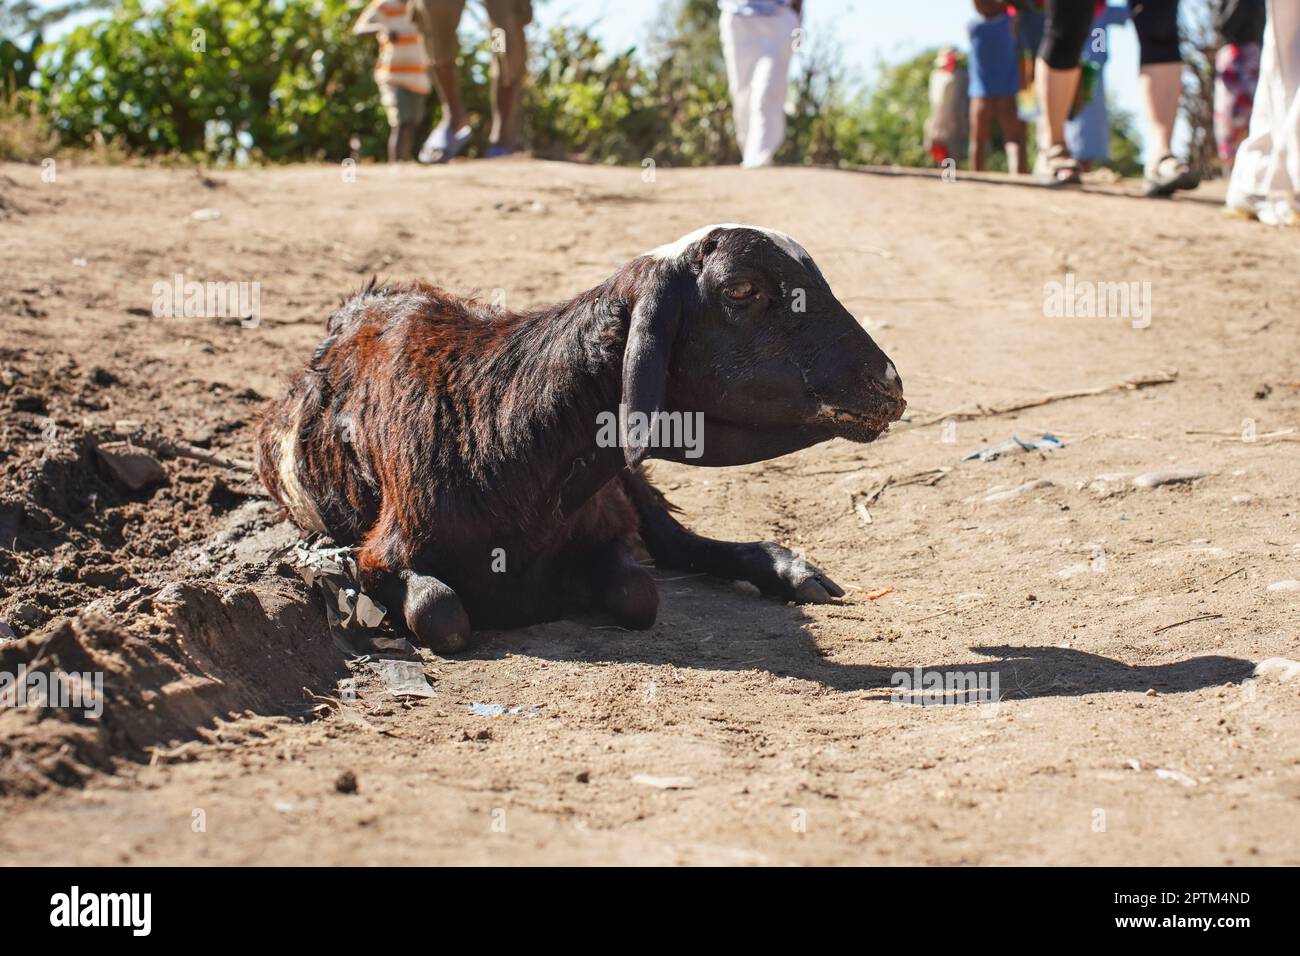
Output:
(1229, 0), (1300, 199)
(719, 9), (798, 168)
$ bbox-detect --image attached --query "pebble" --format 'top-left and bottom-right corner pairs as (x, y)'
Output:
(1253, 657), (1300, 681)
(8, 602), (43, 627)
(96, 442), (167, 491)
(1133, 469), (1208, 489)
(631, 774), (695, 790)
(1154, 768), (1198, 787)
(983, 479), (1055, 502)
(1265, 579), (1300, 592)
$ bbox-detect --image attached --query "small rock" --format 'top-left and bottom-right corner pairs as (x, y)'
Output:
(983, 479), (1055, 502)
(1133, 469), (1208, 490)
(1265, 579), (1300, 592)
(0, 619), (16, 641)
(191, 207), (222, 221)
(113, 419), (143, 435)
(1145, 688), (1158, 697)
(88, 366), (120, 387)
(1154, 768), (1197, 787)
(575, 770), (590, 783)
(631, 774), (694, 790)
(1056, 563), (1091, 579)
(1253, 657), (1300, 681)
(9, 602), (43, 627)
(77, 566), (139, 590)
(96, 442), (167, 491)
(334, 770), (359, 794)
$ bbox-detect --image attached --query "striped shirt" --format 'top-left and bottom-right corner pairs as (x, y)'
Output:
(718, 0), (795, 14)
(354, 0), (431, 95)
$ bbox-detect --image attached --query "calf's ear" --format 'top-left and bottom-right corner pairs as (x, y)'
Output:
(621, 271), (685, 468)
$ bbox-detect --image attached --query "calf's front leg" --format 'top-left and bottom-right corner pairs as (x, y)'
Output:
(375, 569), (472, 653)
(620, 471), (845, 604)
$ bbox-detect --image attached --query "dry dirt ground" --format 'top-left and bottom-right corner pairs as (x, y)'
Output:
(0, 157), (1298, 866)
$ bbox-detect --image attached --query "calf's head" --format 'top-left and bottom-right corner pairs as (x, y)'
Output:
(622, 224), (906, 466)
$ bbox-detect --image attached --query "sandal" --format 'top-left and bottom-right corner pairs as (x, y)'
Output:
(1143, 155), (1200, 198)
(1034, 144), (1082, 187)
(418, 123), (472, 165)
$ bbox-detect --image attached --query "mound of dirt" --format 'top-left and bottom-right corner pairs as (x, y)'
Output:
(0, 346), (264, 633)
(0, 580), (347, 795)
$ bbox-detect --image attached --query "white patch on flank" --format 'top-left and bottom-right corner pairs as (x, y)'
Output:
(884, 363), (899, 384)
(277, 403), (328, 533)
(646, 223), (810, 263)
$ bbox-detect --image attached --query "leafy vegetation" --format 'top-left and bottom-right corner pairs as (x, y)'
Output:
(3, 0), (1141, 175)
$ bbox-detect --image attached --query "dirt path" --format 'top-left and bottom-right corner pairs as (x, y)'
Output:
(1, 158), (1298, 865)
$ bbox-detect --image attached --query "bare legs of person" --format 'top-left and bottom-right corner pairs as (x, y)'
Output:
(969, 95), (1025, 174)
(388, 122), (419, 163)
(432, 62), (469, 136)
(1034, 59), (1081, 184)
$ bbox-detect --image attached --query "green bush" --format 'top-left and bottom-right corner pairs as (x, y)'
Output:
(12, 0), (1144, 173)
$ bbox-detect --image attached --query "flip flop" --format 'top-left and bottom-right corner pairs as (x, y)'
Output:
(418, 124), (471, 165)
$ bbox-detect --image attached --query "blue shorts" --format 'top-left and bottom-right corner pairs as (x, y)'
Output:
(968, 14), (1020, 99)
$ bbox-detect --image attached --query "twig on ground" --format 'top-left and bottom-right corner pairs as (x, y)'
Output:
(1153, 613), (1222, 635)
(1208, 568), (1245, 587)
(909, 370), (1178, 428)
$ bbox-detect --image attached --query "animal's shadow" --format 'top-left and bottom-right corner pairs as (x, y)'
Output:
(469, 573), (1254, 701)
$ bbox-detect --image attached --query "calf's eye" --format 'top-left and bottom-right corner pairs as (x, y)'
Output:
(723, 281), (757, 302)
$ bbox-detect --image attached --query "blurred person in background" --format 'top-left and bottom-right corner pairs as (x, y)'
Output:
(925, 47), (970, 167)
(1214, 0), (1267, 171)
(1064, 2), (1129, 173)
(1032, 0), (1196, 197)
(412, 0), (532, 163)
(719, 0), (803, 168)
(354, 0), (431, 163)
(1226, 0), (1300, 224)
(968, 1), (1027, 173)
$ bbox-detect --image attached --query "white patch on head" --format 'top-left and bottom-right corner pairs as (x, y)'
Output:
(277, 403), (328, 534)
(646, 223), (810, 264)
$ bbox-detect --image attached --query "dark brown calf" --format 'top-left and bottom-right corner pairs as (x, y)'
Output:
(256, 225), (905, 651)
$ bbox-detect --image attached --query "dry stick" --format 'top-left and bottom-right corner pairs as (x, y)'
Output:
(134, 435), (255, 473)
(1153, 613), (1223, 635)
(1209, 567), (1245, 587)
(908, 370), (1179, 429)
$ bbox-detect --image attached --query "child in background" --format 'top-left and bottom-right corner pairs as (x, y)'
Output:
(1064, 2), (1129, 172)
(354, 0), (431, 162)
(968, 1), (1026, 173)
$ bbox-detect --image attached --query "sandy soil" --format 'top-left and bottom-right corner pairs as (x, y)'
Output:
(0, 157), (1297, 865)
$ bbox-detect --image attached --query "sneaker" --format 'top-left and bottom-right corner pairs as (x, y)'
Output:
(1257, 198), (1299, 227)
(1143, 155), (1200, 198)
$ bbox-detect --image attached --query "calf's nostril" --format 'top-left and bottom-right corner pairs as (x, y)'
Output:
(874, 362), (903, 397)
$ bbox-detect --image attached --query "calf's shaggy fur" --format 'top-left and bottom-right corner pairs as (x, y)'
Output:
(257, 225), (905, 651)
